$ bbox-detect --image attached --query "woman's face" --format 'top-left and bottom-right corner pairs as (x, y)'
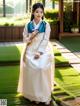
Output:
(33, 8), (44, 21)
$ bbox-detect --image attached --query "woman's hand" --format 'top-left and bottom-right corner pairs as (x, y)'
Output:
(32, 30), (39, 35)
(39, 52), (43, 55)
(34, 52), (40, 59)
(25, 37), (32, 45)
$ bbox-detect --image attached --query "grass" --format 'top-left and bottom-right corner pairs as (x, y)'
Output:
(0, 94), (31, 106)
(55, 67), (80, 97)
(53, 48), (61, 56)
(0, 44), (70, 67)
(60, 37), (80, 52)
(55, 56), (70, 66)
(0, 66), (19, 93)
(0, 44), (23, 62)
(0, 65), (31, 106)
(53, 47), (70, 66)
(0, 43), (80, 105)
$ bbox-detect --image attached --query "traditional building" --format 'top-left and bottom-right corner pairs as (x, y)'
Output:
(59, 0), (80, 39)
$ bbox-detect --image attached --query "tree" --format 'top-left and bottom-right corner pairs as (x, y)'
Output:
(52, 0), (59, 9)
(3, 0), (6, 17)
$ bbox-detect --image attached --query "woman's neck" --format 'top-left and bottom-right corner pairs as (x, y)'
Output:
(33, 19), (42, 25)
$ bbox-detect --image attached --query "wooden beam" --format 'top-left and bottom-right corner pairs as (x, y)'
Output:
(59, 0), (63, 39)
(79, 2), (80, 25)
(77, 1), (79, 26)
(59, 0), (63, 33)
(59, 32), (80, 37)
(79, 1), (80, 27)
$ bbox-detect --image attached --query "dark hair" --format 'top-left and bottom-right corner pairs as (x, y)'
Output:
(31, 3), (44, 21)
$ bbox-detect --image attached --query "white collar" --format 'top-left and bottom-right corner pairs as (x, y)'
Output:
(33, 19), (42, 30)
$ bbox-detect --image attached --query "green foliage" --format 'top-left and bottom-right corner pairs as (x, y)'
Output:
(46, 18), (59, 25)
(72, 24), (79, 28)
(52, 0), (59, 1)
(3, 22), (14, 26)
(44, 9), (59, 25)
(63, 3), (73, 32)
(45, 9), (58, 19)
(64, 11), (73, 32)
(10, 23), (14, 26)
(0, 16), (30, 26)
(4, 23), (10, 26)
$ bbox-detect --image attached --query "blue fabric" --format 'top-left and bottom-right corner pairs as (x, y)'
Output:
(27, 21), (46, 33)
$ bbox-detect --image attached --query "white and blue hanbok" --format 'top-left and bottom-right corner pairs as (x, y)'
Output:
(17, 20), (55, 103)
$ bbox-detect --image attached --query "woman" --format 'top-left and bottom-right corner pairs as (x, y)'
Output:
(17, 3), (55, 105)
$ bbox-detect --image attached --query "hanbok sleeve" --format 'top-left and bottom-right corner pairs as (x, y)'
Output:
(37, 22), (51, 53)
(23, 24), (29, 42)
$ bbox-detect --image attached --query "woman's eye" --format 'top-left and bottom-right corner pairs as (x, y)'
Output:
(36, 11), (38, 13)
(36, 11), (43, 14)
(41, 11), (43, 14)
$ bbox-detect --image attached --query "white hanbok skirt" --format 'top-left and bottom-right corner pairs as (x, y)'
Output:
(17, 42), (54, 103)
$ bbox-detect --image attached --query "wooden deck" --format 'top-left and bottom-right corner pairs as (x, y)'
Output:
(59, 32), (80, 39)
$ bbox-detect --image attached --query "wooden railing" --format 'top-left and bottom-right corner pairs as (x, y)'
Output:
(0, 24), (59, 42)
(0, 26), (24, 42)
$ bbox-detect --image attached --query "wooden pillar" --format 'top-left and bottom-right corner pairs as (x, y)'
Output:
(73, 0), (77, 12)
(59, 0), (63, 39)
(79, 1), (80, 27)
(73, 0), (76, 22)
(77, 1), (79, 26)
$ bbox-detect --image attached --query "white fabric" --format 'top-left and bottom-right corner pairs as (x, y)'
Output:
(33, 19), (42, 30)
(17, 21), (55, 103)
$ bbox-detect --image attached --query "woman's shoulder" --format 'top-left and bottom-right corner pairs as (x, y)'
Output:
(24, 21), (33, 30)
(42, 20), (50, 27)
(25, 21), (32, 27)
